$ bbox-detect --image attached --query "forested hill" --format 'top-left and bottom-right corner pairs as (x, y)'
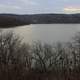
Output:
(0, 13), (80, 28)
(30, 14), (80, 24)
(0, 14), (30, 28)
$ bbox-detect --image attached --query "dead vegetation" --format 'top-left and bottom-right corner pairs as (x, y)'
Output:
(0, 31), (80, 80)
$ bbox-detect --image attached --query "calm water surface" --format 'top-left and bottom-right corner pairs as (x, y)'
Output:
(3, 24), (80, 44)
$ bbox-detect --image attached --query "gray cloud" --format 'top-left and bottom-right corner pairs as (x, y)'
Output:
(0, 0), (80, 14)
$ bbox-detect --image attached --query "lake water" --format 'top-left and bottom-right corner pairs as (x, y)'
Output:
(3, 24), (80, 44)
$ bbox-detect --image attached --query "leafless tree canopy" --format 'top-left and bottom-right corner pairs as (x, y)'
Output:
(0, 31), (80, 80)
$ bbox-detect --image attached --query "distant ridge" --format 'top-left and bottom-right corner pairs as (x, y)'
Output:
(0, 14), (30, 28)
(0, 13), (80, 28)
(30, 13), (80, 24)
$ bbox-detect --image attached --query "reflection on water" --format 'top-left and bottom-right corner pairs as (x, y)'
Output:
(1, 24), (80, 44)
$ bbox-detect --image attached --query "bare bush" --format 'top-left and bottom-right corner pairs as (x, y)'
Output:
(0, 31), (80, 80)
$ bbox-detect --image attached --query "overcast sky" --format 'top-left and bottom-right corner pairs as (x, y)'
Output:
(0, 0), (80, 14)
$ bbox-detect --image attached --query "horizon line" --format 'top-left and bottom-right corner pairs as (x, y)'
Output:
(0, 13), (80, 15)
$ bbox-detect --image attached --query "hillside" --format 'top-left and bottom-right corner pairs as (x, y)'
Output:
(0, 14), (30, 28)
(30, 14), (80, 24)
(0, 13), (80, 28)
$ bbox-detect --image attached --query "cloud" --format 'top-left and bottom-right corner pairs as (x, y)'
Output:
(0, 4), (22, 9)
(1, 0), (79, 14)
(19, 0), (38, 5)
(0, 0), (64, 14)
(0, 4), (23, 14)
(64, 7), (80, 13)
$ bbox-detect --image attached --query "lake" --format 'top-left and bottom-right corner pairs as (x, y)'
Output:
(3, 24), (80, 44)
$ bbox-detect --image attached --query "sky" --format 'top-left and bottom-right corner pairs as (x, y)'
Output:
(0, 0), (80, 14)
